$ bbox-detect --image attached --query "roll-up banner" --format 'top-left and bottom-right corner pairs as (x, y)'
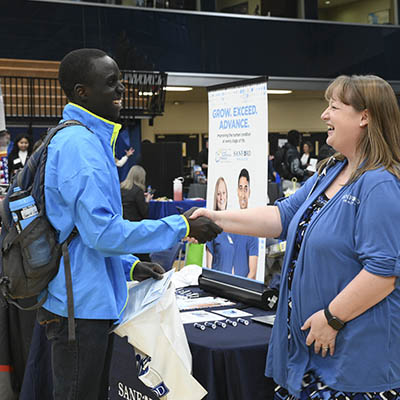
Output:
(206, 77), (268, 282)
(0, 81), (5, 131)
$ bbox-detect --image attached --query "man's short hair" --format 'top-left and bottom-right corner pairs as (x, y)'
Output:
(287, 130), (300, 146)
(238, 168), (250, 185)
(59, 48), (108, 100)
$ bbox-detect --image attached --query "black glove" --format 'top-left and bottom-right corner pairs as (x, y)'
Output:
(132, 262), (165, 282)
(183, 207), (223, 243)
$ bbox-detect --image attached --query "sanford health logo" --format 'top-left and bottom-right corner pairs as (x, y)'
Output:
(342, 194), (360, 206)
(117, 382), (152, 400)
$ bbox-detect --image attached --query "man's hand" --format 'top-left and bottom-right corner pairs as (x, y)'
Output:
(183, 207), (222, 243)
(132, 262), (165, 282)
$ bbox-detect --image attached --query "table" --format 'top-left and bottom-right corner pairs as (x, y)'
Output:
(108, 287), (275, 400)
(184, 306), (275, 400)
(149, 199), (206, 220)
(20, 289), (276, 400)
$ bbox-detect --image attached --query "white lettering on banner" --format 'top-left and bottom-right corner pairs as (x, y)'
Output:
(124, 73), (163, 86)
(117, 382), (150, 400)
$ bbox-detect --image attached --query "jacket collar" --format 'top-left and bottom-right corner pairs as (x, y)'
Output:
(62, 103), (122, 156)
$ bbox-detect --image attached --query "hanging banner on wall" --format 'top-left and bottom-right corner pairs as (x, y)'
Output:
(206, 77), (268, 282)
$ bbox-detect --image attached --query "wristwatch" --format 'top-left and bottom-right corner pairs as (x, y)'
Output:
(324, 308), (345, 330)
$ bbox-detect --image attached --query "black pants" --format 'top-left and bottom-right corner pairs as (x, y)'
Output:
(37, 308), (114, 400)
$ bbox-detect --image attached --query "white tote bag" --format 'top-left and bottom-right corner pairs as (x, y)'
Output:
(114, 281), (207, 400)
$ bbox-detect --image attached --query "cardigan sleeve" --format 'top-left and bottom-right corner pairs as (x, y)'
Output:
(355, 180), (400, 278)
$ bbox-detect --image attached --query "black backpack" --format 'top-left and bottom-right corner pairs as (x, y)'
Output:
(0, 120), (83, 342)
(273, 145), (291, 180)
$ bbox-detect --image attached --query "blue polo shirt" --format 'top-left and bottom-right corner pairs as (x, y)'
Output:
(207, 232), (234, 273)
(231, 234), (258, 277)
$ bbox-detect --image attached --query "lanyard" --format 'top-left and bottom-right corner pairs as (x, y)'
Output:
(306, 156), (338, 200)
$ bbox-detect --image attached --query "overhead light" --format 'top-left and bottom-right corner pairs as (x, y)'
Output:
(325, 0), (331, 4)
(165, 86), (193, 91)
(267, 89), (292, 95)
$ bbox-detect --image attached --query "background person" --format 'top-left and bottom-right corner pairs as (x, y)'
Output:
(0, 128), (14, 155)
(300, 141), (313, 168)
(196, 139), (208, 177)
(7, 133), (32, 178)
(189, 74), (400, 399)
(318, 142), (336, 162)
(121, 165), (153, 262)
(37, 48), (221, 400)
(115, 146), (134, 167)
(268, 154), (277, 182)
(284, 129), (306, 182)
(120, 165), (152, 222)
(206, 177), (235, 272)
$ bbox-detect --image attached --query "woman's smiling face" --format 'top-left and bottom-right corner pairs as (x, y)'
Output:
(321, 89), (366, 159)
(216, 180), (227, 211)
(17, 137), (29, 152)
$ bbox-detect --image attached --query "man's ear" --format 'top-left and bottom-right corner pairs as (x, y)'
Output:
(73, 83), (89, 103)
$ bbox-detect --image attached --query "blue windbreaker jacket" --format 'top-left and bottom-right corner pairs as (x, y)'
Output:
(266, 160), (400, 396)
(42, 103), (188, 320)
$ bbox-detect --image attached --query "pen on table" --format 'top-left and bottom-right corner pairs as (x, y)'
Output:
(204, 321), (217, 329)
(193, 323), (206, 331)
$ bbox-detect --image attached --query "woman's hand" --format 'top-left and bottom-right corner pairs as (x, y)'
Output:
(301, 310), (338, 357)
(125, 147), (135, 157)
(189, 207), (217, 222)
(144, 192), (153, 202)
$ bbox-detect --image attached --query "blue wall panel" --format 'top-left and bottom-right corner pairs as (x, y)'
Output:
(2, 0), (400, 79)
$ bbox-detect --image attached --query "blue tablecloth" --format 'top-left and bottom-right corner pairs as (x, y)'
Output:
(149, 199), (206, 220)
(183, 288), (275, 400)
(110, 287), (275, 400)
(20, 288), (275, 400)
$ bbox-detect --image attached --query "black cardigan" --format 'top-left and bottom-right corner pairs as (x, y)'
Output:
(121, 184), (148, 222)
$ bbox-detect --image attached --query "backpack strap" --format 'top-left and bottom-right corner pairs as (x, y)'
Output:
(3, 291), (48, 311)
(19, 121), (84, 341)
(63, 228), (78, 343)
(0, 198), (11, 231)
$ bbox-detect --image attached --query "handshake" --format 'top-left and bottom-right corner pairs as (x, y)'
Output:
(132, 207), (222, 282)
(183, 207), (222, 243)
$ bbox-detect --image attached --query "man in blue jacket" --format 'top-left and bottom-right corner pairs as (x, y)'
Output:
(37, 48), (221, 400)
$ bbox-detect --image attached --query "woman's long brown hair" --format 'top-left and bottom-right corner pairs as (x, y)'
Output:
(318, 75), (400, 183)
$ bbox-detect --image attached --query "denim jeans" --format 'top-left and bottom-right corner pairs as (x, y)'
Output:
(37, 308), (114, 400)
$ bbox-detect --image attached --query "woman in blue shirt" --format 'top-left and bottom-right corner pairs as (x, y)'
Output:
(206, 177), (235, 273)
(191, 75), (400, 399)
